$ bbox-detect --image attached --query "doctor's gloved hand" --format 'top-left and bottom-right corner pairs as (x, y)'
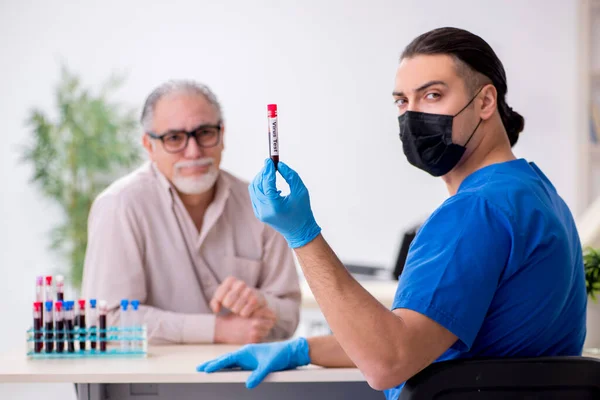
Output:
(196, 337), (311, 389)
(249, 159), (321, 248)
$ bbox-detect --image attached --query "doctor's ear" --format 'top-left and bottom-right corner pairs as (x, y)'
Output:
(479, 84), (497, 121)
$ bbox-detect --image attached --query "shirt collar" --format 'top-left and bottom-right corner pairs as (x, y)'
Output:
(150, 161), (174, 197)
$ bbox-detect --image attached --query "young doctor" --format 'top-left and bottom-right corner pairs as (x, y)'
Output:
(197, 27), (587, 399)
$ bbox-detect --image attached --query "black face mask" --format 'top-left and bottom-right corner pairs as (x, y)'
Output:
(398, 89), (483, 177)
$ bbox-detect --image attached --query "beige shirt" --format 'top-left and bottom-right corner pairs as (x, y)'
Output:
(82, 162), (301, 344)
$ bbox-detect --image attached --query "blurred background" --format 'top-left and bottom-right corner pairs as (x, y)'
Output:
(1, 0), (599, 398)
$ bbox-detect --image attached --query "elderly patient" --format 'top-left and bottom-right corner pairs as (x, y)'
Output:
(82, 80), (301, 344)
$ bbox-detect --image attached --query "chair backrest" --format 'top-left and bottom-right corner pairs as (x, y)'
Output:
(399, 356), (600, 400)
(393, 224), (420, 280)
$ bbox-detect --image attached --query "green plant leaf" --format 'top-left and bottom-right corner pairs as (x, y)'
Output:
(20, 65), (140, 289)
(583, 247), (600, 300)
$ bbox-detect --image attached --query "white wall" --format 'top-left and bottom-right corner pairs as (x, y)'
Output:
(0, 1), (580, 398)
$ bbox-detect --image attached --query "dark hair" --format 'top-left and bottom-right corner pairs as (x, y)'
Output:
(401, 27), (524, 147)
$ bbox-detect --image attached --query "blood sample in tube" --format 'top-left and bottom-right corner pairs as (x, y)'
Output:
(55, 275), (65, 302)
(35, 277), (44, 332)
(55, 301), (64, 353)
(78, 299), (86, 351)
(33, 302), (43, 353)
(99, 300), (108, 352)
(44, 301), (54, 353)
(66, 301), (76, 353)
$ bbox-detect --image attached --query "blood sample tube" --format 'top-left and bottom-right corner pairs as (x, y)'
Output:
(33, 302), (43, 353)
(55, 275), (65, 302)
(44, 301), (54, 353)
(267, 104), (279, 170)
(44, 276), (53, 303)
(36, 276), (44, 327)
(35, 276), (44, 302)
(89, 299), (97, 350)
(77, 299), (86, 351)
(99, 300), (107, 352)
(66, 301), (75, 353)
(54, 301), (64, 353)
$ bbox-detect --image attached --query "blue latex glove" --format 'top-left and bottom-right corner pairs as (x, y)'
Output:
(249, 159), (321, 248)
(196, 337), (311, 389)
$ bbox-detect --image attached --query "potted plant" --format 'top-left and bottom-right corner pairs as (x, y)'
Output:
(21, 65), (141, 289)
(583, 247), (600, 350)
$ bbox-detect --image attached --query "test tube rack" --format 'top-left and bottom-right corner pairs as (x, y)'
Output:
(26, 325), (148, 359)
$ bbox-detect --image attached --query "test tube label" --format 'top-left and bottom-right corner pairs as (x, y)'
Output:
(268, 104), (279, 157)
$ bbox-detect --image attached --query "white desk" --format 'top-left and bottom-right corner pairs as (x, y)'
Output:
(2, 345), (598, 400)
(0, 345), (382, 400)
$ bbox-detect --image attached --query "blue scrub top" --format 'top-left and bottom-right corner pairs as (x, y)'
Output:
(384, 159), (587, 400)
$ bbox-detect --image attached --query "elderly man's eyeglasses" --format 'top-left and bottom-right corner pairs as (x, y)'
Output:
(147, 122), (222, 153)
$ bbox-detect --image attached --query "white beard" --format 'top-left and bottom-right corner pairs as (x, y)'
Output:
(172, 159), (219, 195)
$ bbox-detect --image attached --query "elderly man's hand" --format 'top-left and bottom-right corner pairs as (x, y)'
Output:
(214, 309), (276, 344)
(210, 276), (271, 318)
(211, 277), (278, 344)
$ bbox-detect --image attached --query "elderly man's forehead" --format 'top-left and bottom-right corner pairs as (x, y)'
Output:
(154, 93), (217, 116)
(151, 93), (219, 129)
(157, 91), (212, 106)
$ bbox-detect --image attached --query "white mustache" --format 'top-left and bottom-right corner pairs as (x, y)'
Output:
(174, 158), (215, 171)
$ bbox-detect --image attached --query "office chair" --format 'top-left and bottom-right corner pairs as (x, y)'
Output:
(392, 223), (419, 280)
(399, 356), (600, 399)
(344, 223), (421, 281)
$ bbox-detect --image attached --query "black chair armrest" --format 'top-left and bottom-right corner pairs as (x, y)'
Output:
(399, 356), (600, 400)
